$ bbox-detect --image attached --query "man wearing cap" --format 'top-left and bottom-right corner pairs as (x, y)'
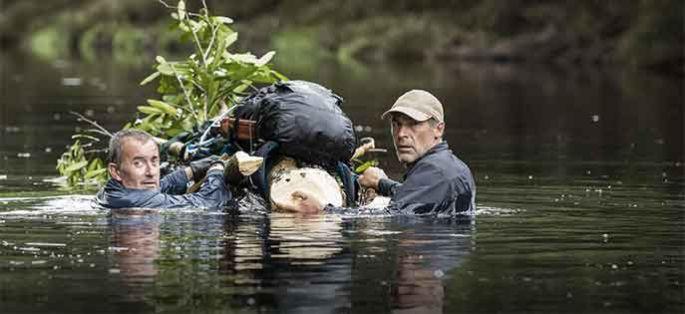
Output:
(275, 89), (476, 215)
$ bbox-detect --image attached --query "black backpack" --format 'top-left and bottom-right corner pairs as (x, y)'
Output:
(235, 80), (357, 167)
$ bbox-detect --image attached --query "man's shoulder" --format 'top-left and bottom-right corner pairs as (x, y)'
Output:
(96, 180), (124, 209)
(415, 147), (473, 183)
(420, 148), (466, 170)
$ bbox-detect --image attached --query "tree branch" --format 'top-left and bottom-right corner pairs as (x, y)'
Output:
(169, 64), (201, 123)
(156, 0), (203, 18)
(69, 111), (113, 137)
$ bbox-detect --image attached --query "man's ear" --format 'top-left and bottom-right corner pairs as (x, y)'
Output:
(433, 122), (445, 139)
(108, 163), (122, 181)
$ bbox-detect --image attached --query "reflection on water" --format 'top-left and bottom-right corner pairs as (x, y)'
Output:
(109, 217), (160, 303)
(269, 213), (344, 263)
(0, 50), (683, 313)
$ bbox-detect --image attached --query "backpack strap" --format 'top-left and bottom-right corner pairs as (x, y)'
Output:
(249, 140), (280, 199)
(336, 162), (358, 207)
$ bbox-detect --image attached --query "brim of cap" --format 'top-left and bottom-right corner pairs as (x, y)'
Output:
(381, 107), (431, 121)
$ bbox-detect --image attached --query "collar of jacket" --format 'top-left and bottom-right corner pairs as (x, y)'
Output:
(104, 178), (161, 193)
(403, 141), (449, 175)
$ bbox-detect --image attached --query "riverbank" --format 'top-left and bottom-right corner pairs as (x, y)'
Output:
(0, 0), (682, 74)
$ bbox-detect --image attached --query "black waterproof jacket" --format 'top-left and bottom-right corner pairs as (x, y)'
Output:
(95, 168), (232, 209)
(325, 141), (475, 216)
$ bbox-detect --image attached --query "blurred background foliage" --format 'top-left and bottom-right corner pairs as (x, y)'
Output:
(0, 0), (682, 74)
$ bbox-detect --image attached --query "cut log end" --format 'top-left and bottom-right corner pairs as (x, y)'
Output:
(269, 157), (344, 212)
(231, 151), (263, 176)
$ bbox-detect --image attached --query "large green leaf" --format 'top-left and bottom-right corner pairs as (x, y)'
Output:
(84, 167), (106, 179)
(157, 62), (174, 75)
(221, 62), (258, 81)
(220, 32), (238, 51)
(250, 68), (280, 83)
(177, 0), (186, 21)
(255, 51), (275, 66)
(214, 16), (233, 24)
(140, 71), (160, 85)
(147, 99), (179, 116)
(271, 70), (289, 81)
(64, 161), (88, 173)
(138, 105), (164, 115)
(228, 52), (259, 64)
(87, 158), (102, 171)
(355, 160), (379, 174)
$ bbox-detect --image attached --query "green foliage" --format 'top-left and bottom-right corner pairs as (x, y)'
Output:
(351, 137), (383, 174)
(56, 140), (108, 187)
(354, 160), (379, 174)
(56, 0), (286, 188)
(616, 0), (683, 69)
(133, 1), (286, 138)
(29, 27), (71, 60)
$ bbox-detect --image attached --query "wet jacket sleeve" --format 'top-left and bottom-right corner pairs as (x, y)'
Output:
(324, 163), (450, 215)
(387, 162), (452, 214)
(377, 178), (401, 197)
(160, 168), (190, 195)
(111, 169), (231, 209)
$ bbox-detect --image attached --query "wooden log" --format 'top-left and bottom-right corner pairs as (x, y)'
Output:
(267, 137), (386, 213)
(269, 157), (344, 212)
(224, 151), (263, 185)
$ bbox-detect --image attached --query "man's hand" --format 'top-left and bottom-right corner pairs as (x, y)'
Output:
(189, 155), (222, 181)
(208, 160), (225, 172)
(273, 191), (324, 214)
(358, 167), (388, 190)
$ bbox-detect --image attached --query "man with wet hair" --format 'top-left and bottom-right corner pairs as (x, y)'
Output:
(96, 129), (232, 209)
(275, 89), (476, 215)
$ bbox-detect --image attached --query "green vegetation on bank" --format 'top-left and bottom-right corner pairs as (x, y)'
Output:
(1, 0), (681, 73)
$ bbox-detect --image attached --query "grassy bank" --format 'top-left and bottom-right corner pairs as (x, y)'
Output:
(0, 0), (682, 74)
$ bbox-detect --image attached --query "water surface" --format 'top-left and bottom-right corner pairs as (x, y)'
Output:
(1, 51), (683, 313)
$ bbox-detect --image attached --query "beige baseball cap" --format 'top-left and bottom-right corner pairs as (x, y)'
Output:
(381, 89), (444, 123)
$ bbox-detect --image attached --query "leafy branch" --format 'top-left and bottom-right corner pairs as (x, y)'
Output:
(55, 112), (112, 188)
(56, 0), (286, 188)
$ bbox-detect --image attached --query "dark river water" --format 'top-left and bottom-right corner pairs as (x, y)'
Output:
(0, 50), (683, 313)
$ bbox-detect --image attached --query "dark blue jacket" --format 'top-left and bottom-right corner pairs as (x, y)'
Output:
(95, 168), (232, 209)
(325, 141), (475, 216)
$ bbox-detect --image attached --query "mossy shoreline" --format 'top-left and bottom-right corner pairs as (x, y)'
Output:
(1, 0), (682, 74)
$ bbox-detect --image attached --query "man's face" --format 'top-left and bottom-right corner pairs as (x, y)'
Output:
(390, 113), (444, 164)
(108, 138), (160, 190)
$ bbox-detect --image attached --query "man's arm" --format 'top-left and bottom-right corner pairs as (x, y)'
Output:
(377, 178), (401, 197)
(387, 162), (451, 214)
(146, 169), (231, 209)
(327, 163), (453, 215)
(358, 167), (399, 196)
(160, 168), (190, 195)
(160, 155), (223, 195)
(116, 166), (232, 210)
